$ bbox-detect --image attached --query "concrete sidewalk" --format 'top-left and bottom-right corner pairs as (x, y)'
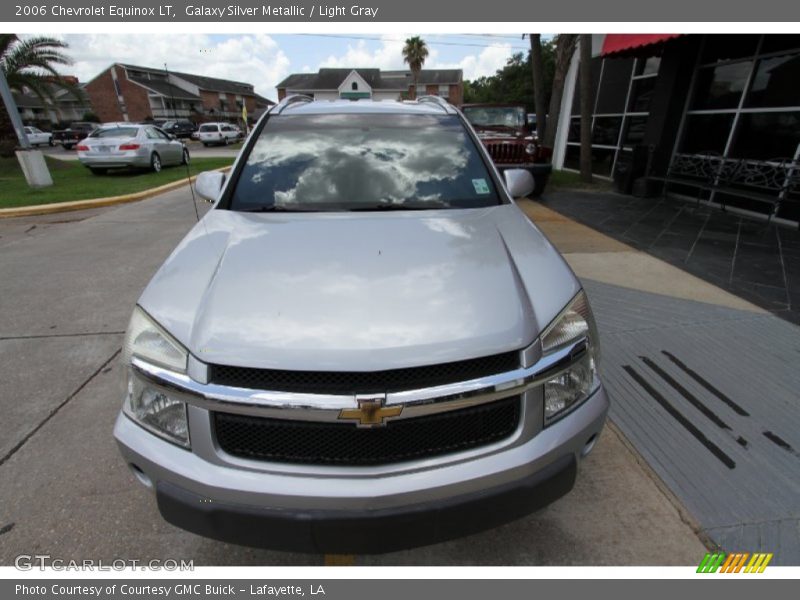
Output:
(518, 199), (800, 565)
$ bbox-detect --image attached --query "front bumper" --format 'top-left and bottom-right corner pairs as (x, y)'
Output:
(114, 383), (609, 553)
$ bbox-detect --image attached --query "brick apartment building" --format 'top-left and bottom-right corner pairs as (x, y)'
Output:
(84, 63), (273, 124)
(14, 76), (93, 127)
(276, 68), (464, 105)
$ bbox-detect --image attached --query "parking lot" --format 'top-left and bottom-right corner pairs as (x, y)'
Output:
(0, 186), (715, 566)
(40, 140), (240, 162)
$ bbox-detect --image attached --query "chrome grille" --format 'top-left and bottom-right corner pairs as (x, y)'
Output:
(213, 395), (522, 465)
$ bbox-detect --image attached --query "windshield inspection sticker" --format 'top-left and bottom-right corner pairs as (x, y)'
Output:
(472, 178), (491, 194)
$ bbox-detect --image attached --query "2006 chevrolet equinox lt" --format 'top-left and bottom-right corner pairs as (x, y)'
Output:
(114, 95), (609, 553)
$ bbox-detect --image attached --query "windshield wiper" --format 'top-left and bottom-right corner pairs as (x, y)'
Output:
(348, 202), (450, 212)
(239, 205), (321, 213)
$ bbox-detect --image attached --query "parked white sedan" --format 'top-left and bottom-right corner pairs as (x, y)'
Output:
(24, 126), (53, 147)
(76, 124), (189, 175)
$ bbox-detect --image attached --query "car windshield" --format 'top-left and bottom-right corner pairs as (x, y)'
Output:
(90, 127), (139, 138)
(199, 124), (218, 132)
(463, 106), (526, 129)
(227, 113), (501, 212)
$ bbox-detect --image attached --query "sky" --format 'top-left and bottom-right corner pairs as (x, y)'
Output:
(47, 34), (532, 100)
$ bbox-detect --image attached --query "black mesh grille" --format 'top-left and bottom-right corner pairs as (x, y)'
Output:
(213, 396), (521, 466)
(209, 351), (520, 394)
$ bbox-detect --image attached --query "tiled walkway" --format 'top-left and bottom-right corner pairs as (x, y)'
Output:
(518, 197), (800, 565)
(539, 192), (800, 325)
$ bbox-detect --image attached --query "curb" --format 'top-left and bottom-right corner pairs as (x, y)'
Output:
(0, 166), (231, 219)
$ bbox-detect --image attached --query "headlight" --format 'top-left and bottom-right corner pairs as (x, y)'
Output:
(121, 307), (190, 447)
(525, 143), (537, 155)
(122, 306), (187, 373)
(540, 290), (600, 425)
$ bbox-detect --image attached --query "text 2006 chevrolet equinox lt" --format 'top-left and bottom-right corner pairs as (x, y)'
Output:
(114, 95), (609, 553)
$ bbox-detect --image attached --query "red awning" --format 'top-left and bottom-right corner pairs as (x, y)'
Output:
(601, 34), (682, 56)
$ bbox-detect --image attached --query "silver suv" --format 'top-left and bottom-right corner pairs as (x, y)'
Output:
(114, 96), (609, 554)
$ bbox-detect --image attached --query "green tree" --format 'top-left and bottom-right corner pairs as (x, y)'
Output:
(402, 36), (429, 99)
(463, 41), (556, 111)
(1, 34), (77, 152)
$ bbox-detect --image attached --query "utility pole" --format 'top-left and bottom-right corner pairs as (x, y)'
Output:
(0, 68), (53, 187)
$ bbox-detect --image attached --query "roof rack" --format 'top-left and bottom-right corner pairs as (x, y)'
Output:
(272, 94), (314, 115)
(416, 95), (456, 114)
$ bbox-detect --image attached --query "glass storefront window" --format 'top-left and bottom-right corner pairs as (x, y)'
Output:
(634, 56), (661, 77)
(729, 112), (800, 160)
(563, 145), (616, 177)
(629, 77), (657, 112)
(595, 58), (634, 114)
(701, 34), (760, 63)
(679, 114), (735, 154)
(623, 116), (649, 146)
(567, 117), (581, 143)
(760, 35), (800, 55)
(691, 62), (752, 110)
(745, 54), (800, 108)
(591, 116), (623, 146)
(571, 60), (602, 116)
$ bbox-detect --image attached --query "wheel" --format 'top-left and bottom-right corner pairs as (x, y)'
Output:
(181, 148), (190, 165)
(48, 138), (54, 147)
(89, 167), (107, 176)
(150, 152), (162, 173)
(63, 144), (73, 150)
(223, 136), (229, 146)
(202, 143), (209, 147)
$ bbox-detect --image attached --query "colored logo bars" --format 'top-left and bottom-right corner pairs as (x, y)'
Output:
(697, 552), (773, 573)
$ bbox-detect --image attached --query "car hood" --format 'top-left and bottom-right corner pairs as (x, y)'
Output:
(138, 204), (580, 371)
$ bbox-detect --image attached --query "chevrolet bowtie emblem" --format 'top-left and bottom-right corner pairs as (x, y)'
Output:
(339, 395), (402, 427)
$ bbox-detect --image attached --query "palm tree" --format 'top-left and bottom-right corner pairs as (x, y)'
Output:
(1, 34), (77, 146)
(402, 36), (429, 99)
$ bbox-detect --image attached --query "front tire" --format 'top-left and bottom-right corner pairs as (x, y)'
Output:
(181, 148), (190, 165)
(150, 153), (162, 173)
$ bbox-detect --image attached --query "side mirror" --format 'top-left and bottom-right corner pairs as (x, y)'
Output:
(195, 171), (225, 203)
(504, 169), (535, 199)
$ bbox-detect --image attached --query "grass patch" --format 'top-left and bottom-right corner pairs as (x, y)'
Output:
(0, 155), (234, 209)
(548, 169), (614, 192)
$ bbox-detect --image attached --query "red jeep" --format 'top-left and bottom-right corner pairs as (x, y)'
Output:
(462, 104), (552, 197)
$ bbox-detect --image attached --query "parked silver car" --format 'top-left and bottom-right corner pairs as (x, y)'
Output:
(114, 96), (609, 553)
(76, 124), (189, 174)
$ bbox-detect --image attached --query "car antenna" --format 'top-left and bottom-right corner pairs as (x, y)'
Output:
(164, 62), (200, 222)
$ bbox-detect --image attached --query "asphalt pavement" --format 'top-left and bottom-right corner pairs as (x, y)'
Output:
(0, 187), (709, 566)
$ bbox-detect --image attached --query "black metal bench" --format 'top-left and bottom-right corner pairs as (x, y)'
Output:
(657, 152), (800, 226)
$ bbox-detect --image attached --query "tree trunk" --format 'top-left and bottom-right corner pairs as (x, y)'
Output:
(579, 34), (593, 183)
(542, 34), (577, 150)
(529, 34), (546, 138)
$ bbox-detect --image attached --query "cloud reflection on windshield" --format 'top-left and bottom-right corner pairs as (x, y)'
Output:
(233, 114), (489, 207)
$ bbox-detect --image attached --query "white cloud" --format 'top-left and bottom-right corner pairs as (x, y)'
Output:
(435, 43), (514, 81)
(41, 34), (290, 100)
(316, 36), (512, 81)
(318, 36), (408, 70)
